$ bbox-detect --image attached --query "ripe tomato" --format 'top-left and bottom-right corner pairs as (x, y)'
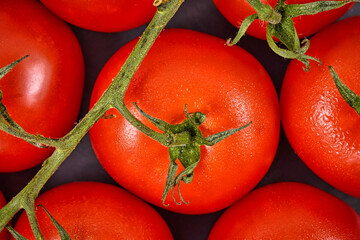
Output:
(89, 29), (280, 214)
(39, 0), (156, 32)
(280, 16), (360, 197)
(0, 0), (84, 172)
(209, 182), (360, 239)
(0, 191), (10, 240)
(13, 182), (173, 239)
(213, 0), (353, 40)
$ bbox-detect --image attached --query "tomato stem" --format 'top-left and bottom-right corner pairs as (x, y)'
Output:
(6, 225), (28, 240)
(247, 0), (281, 24)
(130, 102), (252, 205)
(328, 66), (360, 115)
(0, 0), (184, 232)
(230, 0), (356, 70)
(284, 0), (356, 18)
(37, 205), (71, 239)
(0, 56), (63, 148)
(24, 203), (45, 240)
(0, 55), (29, 80)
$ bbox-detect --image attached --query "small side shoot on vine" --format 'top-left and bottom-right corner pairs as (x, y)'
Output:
(328, 66), (360, 115)
(6, 226), (28, 240)
(6, 205), (71, 240)
(0, 56), (63, 149)
(37, 205), (71, 240)
(228, 0), (358, 71)
(134, 103), (252, 205)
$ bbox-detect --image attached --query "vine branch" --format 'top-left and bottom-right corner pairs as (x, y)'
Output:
(228, 0), (358, 70)
(0, 0), (184, 232)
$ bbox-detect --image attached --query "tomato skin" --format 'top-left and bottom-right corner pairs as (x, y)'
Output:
(280, 17), (360, 197)
(209, 182), (360, 239)
(39, 0), (156, 32)
(0, 191), (10, 240)
(89, 29), (280, 214)
(213, 0), (353, 40)
(13, 182), (173, 240)
(0, 0), (84, 172)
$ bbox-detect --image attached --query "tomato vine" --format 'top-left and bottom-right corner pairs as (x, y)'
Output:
(0, 0), (359, 239)
(227, 0), (359, 70)
(0, 0), (184, 237)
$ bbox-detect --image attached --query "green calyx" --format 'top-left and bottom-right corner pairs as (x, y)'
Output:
(0, 56), (53, 149)
(228, 0), (357, 71)
(134, 103), (251, 205)
(329, 66), (360, 115)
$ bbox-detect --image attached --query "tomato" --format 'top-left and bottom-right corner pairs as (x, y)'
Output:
(39, 0), (156, 32)
(213, 0), (353, 40)
(0, 0), (84, 172)
(0, 191), (10, 240)
(209, 182), (360, 239)
(280, 16), (360, 197)
(89, 29), (280, 214)
(13, 182), (173, 240)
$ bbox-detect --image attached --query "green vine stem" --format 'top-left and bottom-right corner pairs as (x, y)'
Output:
(0, 0), (184, 234)
(227, 0), (358, 70)
(328, 66), (360, 115)
(0, 56), (60, 149)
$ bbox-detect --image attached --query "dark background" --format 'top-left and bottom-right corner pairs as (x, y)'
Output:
(1, 1), (360, 239)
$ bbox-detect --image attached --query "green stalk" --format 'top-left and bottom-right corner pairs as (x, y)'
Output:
(0, 0), (184, 232)
(229, 0), (358, 70)
(110, 0), (185, 146)
(328, 66), (360, 115)
(247, 0), (282, 24)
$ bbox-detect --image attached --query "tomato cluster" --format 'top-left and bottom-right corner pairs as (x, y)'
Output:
(0, 0), (359, 239)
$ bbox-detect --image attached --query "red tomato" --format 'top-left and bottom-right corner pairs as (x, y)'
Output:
(0, 191), (10, 240)
(213, 0), (353, 40)
(39, 0), (156, 32)
(13, 182), (173, 240)
(89, 29), (280, 214)
(0, 0), (84, 172)
(280, 17), (360, 197)
(209, 182), (360, 239)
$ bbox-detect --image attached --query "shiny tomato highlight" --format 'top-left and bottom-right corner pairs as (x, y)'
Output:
(280, 16), (360, 197)
(0, 0), (84, 172)
(209, 182), (360, 239)
(40, 0), (156, 32)
(13, 182), (173, 240)
(90, 29), (280, 214)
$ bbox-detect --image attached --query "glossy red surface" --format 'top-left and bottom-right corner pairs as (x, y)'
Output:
(90, 29), (280, 214)
(0, 0), (84, 172)
(281, 16), (360, 197)
(0, 1), (359, 239)
(13, 182), (173, 239)
(40, 0), (156, 32)
(209, 182), (360, 239)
